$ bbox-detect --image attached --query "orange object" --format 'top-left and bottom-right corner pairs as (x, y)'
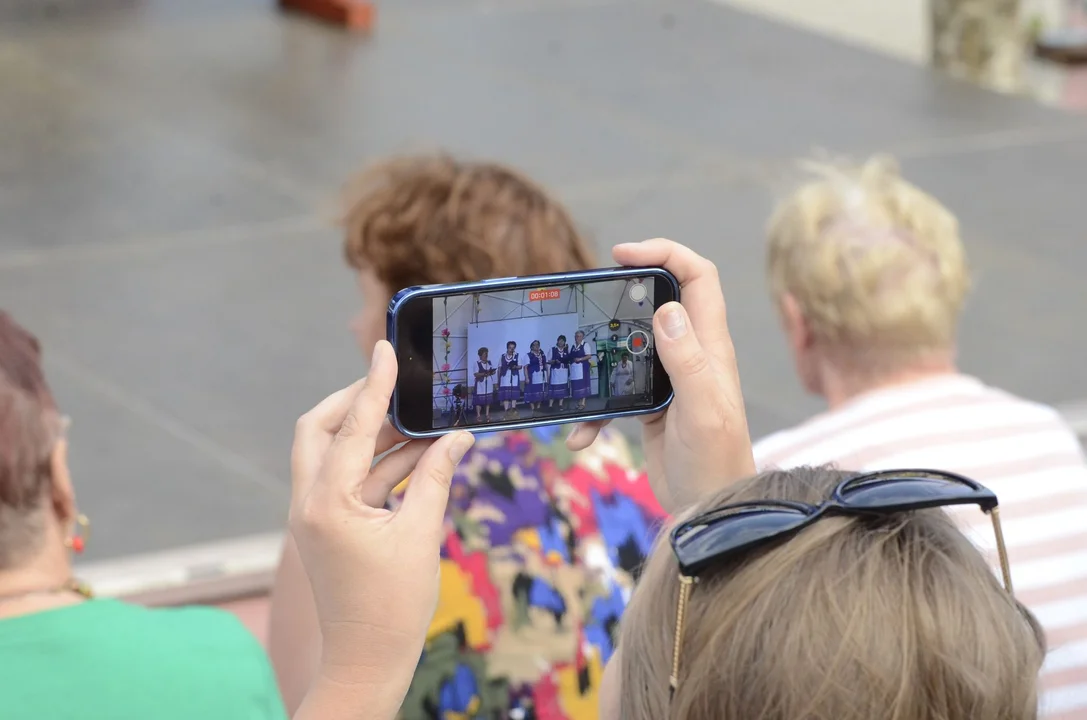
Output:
(278, 0), (375, 31)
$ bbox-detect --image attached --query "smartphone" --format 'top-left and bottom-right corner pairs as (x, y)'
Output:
(387, 267), (679, 438)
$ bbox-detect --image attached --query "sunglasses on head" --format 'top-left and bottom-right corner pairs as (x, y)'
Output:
(665, 469), (1012, 702)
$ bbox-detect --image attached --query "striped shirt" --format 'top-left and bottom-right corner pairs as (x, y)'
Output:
(753, 374), (1087, 718)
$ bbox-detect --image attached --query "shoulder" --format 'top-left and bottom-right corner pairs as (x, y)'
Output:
(114, 602), (265, 653)
(752, 425), (810, 469)
(755, 377), (1086, 471)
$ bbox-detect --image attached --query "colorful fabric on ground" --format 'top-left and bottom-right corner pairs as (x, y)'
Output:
(392, 426), (662, 720)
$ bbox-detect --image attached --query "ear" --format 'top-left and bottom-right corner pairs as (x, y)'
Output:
(49, 438), (77, 526)
(780, 293), (813, 353)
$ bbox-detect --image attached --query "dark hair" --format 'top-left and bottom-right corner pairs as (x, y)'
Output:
(506, 341), (516, 349)
(0, 312), (62, 567)
(477, 347), (489, 358)
(531, 340), (541, 349)
(557, 335), (567, 343)
(341, 154), (596, 291)
(622, 351), (631, 359)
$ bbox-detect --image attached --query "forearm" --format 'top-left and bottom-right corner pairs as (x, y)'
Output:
(293, 671), (405, 720)
(269, 533), (323, 714)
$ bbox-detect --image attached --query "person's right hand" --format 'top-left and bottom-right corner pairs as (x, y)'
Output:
(567, 239), (756, 513)
(290, 341), (475, 718)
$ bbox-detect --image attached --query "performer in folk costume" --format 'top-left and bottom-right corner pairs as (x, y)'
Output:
(498, 341), (521, 415)
(610, 351), (635, 396)
(548, 334), (571, 409)
(569, 330), (592, 410)
(473, 347), (496, 422)
(524, 340), (548, 410)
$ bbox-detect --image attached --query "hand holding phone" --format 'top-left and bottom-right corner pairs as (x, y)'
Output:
(566, 239), (757, 514)
(387, 267), (678, 437)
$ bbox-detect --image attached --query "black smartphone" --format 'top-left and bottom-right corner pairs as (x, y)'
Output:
(387, 266), (679, 437)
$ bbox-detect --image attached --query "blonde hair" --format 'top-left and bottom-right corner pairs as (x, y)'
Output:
(340, 154), (595, 291)
(618, 467), (1045, 720)
(766, 156), (970, 372)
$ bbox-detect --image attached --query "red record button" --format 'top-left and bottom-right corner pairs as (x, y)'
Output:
(627, 330), (650, 355)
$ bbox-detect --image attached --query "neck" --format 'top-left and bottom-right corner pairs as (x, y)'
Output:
(821, 358), (958, 410)
(0, 536), (75, 615)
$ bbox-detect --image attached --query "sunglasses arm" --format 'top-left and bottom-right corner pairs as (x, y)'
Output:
(670, 574), (696, 701)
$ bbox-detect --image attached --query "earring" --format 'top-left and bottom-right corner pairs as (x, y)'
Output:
(64, 513), (90, 554)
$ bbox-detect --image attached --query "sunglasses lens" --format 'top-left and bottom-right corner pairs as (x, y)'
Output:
(840, 475), (993, 510)
(674, 506), (810, 576)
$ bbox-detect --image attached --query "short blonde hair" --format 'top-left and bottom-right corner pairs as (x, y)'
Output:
(618, 467), (1045, 720)
(766, 156), (970, 369)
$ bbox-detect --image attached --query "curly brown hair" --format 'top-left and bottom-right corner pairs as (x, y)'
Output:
(340, 154), (596, 290)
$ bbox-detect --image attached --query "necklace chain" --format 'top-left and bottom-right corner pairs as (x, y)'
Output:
(0, 579), (92, 604)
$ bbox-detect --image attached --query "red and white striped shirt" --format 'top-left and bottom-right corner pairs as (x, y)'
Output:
(753, 374), (1087, 718)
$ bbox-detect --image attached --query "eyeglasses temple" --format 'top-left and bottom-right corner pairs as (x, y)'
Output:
(669, 574), (695, 701)
(989, 506), (1014, 595)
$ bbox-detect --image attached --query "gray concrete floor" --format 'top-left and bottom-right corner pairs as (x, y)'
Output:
(2, 0), (1086, 560)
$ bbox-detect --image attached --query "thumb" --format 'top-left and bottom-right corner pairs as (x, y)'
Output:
(398, 431), (475, 532)
(653, 302), (715, 401)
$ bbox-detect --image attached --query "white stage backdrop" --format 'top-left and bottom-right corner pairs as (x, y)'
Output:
(467, 313), (581, 378)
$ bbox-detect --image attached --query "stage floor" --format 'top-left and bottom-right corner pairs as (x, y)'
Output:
(434, 395), (640, 428)
(1, 0), (1085, 561)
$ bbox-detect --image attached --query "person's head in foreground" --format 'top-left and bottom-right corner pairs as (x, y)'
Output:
(477, 347), (488, 361)
(575, 330), (584, 344)
(0, 312), (286, 720)
(766, 155), (969, 405)
(603, 465), (1045, 720)
(0, 311), (79, 593)
(505, 340), (516, 355)
(342, 154), (594, 354)
(621, 351), (631, 366)
(530, 339), (541, 353)
(556, 333), (567, 348)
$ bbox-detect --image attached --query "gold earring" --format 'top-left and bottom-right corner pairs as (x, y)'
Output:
(64, 513), (90, 554)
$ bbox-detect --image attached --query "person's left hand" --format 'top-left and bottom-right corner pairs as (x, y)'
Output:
(290, 340), (475, 704)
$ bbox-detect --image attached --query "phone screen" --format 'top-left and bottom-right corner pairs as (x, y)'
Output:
(391, 271), (675, 435)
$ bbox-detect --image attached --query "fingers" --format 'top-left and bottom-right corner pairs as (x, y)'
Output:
(612, 239), (734, 365)
(291, 378), (366, 502)
(612, 238), (713, 287)
(360, 439), (434, 508)
(399, 431), (475, 534)
(653, 302), (718, 405)
(316, 341), (399, 502)
(291, 370), (411, 509)
(566, 420), (611, 451)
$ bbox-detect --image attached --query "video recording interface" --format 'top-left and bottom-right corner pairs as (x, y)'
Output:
(430, 278), (656, 428)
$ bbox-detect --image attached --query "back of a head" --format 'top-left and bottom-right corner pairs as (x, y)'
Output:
(766, 156), (970, 371)
(618, 467), (1045, 720)
(341, 154), (596, 288)
(0, 312), (60, 567)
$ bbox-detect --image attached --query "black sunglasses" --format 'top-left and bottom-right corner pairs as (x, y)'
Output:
(665, 469), (1012, 701)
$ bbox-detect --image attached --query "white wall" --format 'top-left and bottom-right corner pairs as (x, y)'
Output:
(468, 312), (581, 376)
(712, 0), (1063, 69)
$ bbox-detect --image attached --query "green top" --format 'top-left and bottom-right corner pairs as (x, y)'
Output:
(0, 598), (287, 720)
